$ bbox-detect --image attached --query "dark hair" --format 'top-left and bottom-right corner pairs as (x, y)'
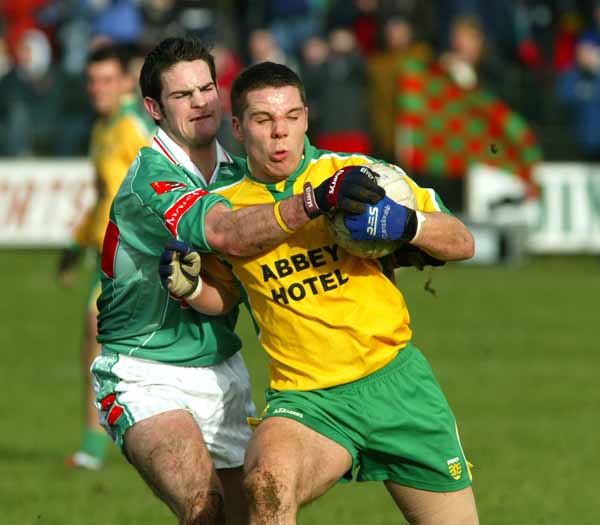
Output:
(230, 62), (306, 119)
(139, 37), (216, 102)
(87, 43), (130, 72)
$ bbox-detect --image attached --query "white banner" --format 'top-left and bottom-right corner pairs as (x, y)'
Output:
(466, 163), (600, 254)
(2, 159), (600, 253)
(0, 159), (96, 247)
(528, 164), (600, 253)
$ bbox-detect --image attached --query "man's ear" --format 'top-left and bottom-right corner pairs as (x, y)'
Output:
(231, 116), (244, 143)
(143, 97), (162, 122)
(304, 106), (309, 133)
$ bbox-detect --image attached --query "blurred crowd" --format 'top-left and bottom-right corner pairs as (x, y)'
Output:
(2, 0), (600, 166)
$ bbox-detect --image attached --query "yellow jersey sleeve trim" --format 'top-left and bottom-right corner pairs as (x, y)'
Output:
(273, 200), (295, 234)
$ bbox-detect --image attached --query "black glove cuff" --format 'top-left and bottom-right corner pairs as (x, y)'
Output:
(302, 182), (321, 219)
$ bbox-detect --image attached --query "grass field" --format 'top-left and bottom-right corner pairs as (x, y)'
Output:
(1, 250), (598, 524)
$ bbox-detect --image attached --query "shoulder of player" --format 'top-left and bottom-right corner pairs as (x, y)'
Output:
(122, 148), (183, 197)
(210, 171), (249, 201)
(303, 148), (375, 183)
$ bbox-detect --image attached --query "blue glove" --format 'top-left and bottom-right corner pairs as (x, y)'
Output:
(343, 196), (418, 242)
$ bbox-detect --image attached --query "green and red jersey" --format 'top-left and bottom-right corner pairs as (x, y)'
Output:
(97, 128), (246, 366)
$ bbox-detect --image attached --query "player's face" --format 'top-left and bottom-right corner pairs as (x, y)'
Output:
(151, 60), (221, 149)
(87, 59), (130, 117)
(233, 85), (308, 183)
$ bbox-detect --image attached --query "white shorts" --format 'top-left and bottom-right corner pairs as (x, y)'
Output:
(91, 350), (256, 469)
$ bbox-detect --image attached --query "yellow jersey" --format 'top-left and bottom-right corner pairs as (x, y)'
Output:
(74, 95), (154, 251)
(215, 138), (449, 391)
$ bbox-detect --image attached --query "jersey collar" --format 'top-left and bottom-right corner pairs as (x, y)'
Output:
(152, 127), (233, 186)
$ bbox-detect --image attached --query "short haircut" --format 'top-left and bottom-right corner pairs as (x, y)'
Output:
(451, 14), (483, 36)
(87, 43), (130, 72)
(230, 62), (307, 119)
(139, 37), (216, 101)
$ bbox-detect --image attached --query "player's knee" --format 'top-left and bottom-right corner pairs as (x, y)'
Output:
(183, 490), (225, 525)
(243, 465), (294, 518)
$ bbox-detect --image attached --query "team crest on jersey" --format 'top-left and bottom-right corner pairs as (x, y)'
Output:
(447, 457), (463, 480)
(151, 181), (187, 194)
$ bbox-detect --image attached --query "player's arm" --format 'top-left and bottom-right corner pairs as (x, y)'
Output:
(345, 198), (474, 262)
(409, 211), (474, 261)
(159, 241), (239, 315)
(204, 196), (305, 257)
(205, 166), (385, 257)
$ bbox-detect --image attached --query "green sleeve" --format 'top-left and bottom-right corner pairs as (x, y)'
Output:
(113, 152), (231, 255)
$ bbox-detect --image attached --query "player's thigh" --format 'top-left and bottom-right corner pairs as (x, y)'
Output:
(245, 416), (352, 506)
(124, 409), (222, 515)
(385, 482), (479, 525)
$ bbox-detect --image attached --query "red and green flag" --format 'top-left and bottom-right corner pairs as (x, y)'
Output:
(395, 58), (541, 193)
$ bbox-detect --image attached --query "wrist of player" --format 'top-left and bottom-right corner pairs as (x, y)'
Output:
(410, 210), (427, 244)
(302, 182), (321, 218)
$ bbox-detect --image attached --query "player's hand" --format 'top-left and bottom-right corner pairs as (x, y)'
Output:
(159, 240), (203, 299)
(57, 246), (82, 287)
(343, 196), (418, 242)
(303, 165), (385, 218)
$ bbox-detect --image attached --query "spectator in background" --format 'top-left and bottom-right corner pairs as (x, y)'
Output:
(247, 27), (300, 72)
(553, 9), (583, 74)
(351, 0), (380, 55)
(59, 43), (154, 470)
(313, 27), (372, 155)
(0, 32), (12, 80)
(327, 0), (380, 56)
(266, 0), (323, 57)
(138, 0), (185, 50)
(88, 0), (143, 48)
(0, 0), (53, 57)
(439, 15), (507, 95)
(300, 34), (330, 143)
(0, 28), (85, 156)
(557, 37), (600, 160)
(213, 41), (244, 155)
(367, 16), (433, 160)
(576, 1), (600, 48)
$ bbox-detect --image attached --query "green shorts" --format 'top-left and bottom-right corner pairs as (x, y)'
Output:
(263, 343), (472, 492)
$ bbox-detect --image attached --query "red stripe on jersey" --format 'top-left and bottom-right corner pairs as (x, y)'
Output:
(154, 137), (178, 165)
(101, 221), (120, 279)
(100, 393), (116, 411)
(107, 404), (124, 425)
(164, 189), (209, 237)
